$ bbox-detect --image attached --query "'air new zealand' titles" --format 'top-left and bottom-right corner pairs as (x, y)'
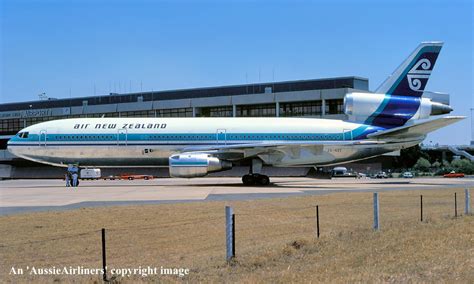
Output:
(8, 42), (463, 186)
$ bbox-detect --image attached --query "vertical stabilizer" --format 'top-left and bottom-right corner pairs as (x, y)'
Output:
(376, 42), (443, 97)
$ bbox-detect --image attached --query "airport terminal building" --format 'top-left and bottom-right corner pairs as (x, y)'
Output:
(1, 76), (376, 178)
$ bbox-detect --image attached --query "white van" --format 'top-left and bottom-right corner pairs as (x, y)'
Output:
(332, 167), (348, 176)
(80, 168), (101, 180)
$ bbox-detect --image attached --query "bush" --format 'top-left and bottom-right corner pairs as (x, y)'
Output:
(413, 157), (431, 172)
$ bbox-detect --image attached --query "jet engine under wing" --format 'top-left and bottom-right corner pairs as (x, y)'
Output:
(367, 116), (465, 141)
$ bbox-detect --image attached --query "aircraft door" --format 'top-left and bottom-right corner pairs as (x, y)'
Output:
(118, 129), (127, 146)
(39, 130), (47, 146)
(216, 129), (227, 145)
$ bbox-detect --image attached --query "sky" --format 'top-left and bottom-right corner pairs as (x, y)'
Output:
(1, 0), (473, 145)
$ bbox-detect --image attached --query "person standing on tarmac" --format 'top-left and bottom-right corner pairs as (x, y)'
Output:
(72, 172), (78, 187)
(65, 173), (70, 187)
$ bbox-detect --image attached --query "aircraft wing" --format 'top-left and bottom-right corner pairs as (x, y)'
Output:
(181, 139), (386, 160)
(367, 116), (465, 140)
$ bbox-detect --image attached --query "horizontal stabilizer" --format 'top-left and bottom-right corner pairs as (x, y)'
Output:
(367, 116), (464, 140)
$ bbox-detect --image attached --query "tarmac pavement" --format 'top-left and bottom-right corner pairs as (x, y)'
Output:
(1, 177), (473, 215)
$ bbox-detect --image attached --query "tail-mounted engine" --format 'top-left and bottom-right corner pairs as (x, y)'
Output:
(344, 92), (452, 125)
(169, 153), (232, 178)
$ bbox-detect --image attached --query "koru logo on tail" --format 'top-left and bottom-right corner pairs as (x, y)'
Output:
(407, 58), (432, 92)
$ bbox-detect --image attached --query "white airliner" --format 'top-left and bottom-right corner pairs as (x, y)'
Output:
(7, 42), (463, 185)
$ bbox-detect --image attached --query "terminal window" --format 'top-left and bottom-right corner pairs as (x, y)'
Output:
(236, 104), (276, 117)
(119, 110), (155, 117)
(325, 99), (344, 115)
(2, 118), (23, 133)
(280, 101), (322, 117)
(157, 108), (193, 117)
(197, 106), (233, 117)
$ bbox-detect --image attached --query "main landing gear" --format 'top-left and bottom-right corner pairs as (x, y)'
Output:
(242, 158), (270, 186)
(242, 173), (270, 186)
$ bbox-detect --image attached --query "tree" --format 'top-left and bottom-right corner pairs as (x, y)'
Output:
(413, 157), (431, 172)
(451, 159), (474, 174)
(393, 145), (430, 169)
(431, 161), (441, 169)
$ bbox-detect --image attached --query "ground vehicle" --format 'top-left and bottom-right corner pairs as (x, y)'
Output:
(120, 174), (154, 180)
(402, 172), (414, 178)
(332, 167), (348, 176)
(443, 171), (465, 178)
(80, 168), (101, 180)
(103, 175), (120, 180)
(357, 172), (367, 179)
(376, 172), (388, 179)
(331, 167), (357, 178)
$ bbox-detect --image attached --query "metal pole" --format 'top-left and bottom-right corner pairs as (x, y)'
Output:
(316, 205), (320, 238)
(420, 195), (423, 222)
(373, 193), (379, 230)
(101, 228), (107, 282)
(232, 214), (235, 257)
(225, 206), (234, 262)
(455, 192), (458, 218)
(465, 189), (471, 215)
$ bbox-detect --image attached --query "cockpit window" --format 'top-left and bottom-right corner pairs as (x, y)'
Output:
(18, 132), (29, 138)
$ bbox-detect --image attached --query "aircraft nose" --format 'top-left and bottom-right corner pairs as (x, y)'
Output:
(7, 133), (20, 155)
(7, 136), (15, 151)
(7, 140), (14, 156)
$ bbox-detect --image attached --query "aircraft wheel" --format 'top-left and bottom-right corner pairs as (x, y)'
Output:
(256, 174), (270, 186)
(242, 174), (255, 186)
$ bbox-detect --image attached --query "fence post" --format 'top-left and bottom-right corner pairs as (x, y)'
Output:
(455, 192), (458, 218)
(225, 206), (234, 262)
(101, 228), (107, 282)
(465, 189), (471, 215)
(373, 192), (379, 230)
(232, 213), (235, 257)
(316, 205), (320, 238)
(420, 195), (423, 222)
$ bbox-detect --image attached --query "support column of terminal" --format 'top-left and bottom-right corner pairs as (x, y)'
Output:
(275, 102), (280, 117)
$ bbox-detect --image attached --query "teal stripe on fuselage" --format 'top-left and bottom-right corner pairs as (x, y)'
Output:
(12, 131), (356, 143)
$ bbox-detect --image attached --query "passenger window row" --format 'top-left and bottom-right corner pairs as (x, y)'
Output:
(39, 134), (343, 141)
(53, 135), (115, 140)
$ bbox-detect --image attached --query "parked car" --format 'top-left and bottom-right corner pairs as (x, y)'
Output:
(120, 174), (154, 180)
(443, 171), (465, 178)
(103, 175), (120, 180)
(375, 171), (388, 179)
(357, 172), (367, 179)
(402, 172), (414, 178)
